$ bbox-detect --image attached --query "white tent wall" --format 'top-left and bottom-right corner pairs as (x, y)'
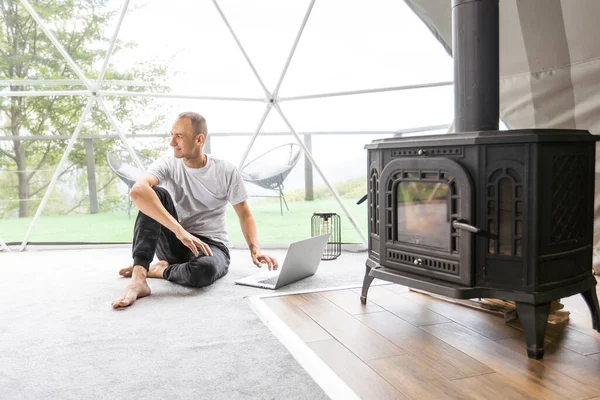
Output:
(404, 0), (600, 271)
(404, 0), (600, 134)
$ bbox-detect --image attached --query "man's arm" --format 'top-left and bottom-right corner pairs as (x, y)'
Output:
(130, 173), (211, 256)
(233, 201), (278, 270)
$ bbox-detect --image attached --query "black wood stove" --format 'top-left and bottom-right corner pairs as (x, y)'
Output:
(360, 0), (600, 359)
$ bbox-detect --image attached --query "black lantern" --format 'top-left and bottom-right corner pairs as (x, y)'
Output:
(311, 212), (341, 260)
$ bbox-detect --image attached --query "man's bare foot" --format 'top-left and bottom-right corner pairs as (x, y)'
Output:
(112, 280), (151, 309)
(119, 261), (168, 279)
(119, 265), (134, 278)
(148, 260), (169, 278)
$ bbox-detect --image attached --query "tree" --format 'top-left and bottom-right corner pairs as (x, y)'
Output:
(0, 0), (166, 217)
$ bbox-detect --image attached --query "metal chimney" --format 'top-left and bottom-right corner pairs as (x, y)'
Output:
(452, 0), (500, 132)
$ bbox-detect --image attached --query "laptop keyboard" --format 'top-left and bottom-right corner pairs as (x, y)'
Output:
(258, 276), (279, 286)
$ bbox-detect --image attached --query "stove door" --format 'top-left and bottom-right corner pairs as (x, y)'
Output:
(378, 157), (475, 286)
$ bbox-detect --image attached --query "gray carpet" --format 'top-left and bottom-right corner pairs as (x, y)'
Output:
(0, 246), (372, 400)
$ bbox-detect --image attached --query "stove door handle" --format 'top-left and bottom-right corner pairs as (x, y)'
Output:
(453, 220), (498, 239)
(452, 220), (480, 233)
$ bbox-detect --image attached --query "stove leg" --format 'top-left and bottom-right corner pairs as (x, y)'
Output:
(515, 301), (551, 360)
(361, 265), (374, 305)
(581, 288), (600, 331)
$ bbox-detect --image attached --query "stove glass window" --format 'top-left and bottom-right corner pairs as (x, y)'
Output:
(397, 181), (450, 250)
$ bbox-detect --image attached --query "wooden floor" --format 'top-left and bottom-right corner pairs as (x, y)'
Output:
(260, 283), (600, 400)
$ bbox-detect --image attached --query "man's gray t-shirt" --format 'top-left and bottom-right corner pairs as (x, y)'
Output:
(147, 154), (248, 246)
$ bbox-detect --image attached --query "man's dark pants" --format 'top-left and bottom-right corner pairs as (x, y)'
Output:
(131, 186), (230, 287)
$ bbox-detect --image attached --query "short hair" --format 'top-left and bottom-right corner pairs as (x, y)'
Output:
(178, 112), (207, 137)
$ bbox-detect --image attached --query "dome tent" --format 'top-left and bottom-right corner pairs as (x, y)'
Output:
(1, 0), (455, 250)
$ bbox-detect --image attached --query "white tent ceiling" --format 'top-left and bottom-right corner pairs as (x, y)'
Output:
(405, 0), (600, 135)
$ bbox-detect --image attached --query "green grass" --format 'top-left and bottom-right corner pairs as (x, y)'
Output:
(0, 199), (368, 244)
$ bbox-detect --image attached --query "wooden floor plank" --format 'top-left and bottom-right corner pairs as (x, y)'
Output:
(356, 311), (494, 380)
(308, 339), (408, 400)
(261, 296), (332, 343)
(588, 352), (600, 362)
(400, 290), (521, 340)
(452, 372), (546, 400)
(320, 289), (384, 315)
(367, 354), (475, 400)
(547, 327), (600, 355)
(507, 319), (600, 356)
(506, 319), (568, 343)
(363, 286), (450, 326)
(297, 295), (404, 361)
(557, 305), (600, 339)
(282, 292), (330, 308)
(496, 335), (600, 391)
(422, 322), (600, 399)
(379, 284), (410, 295)
(562, 291), (599, 316)
(265, 288), (600, 400)
(560, 308), (594, 333)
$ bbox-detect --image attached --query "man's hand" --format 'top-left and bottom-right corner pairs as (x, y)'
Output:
(252, 251), (278, 271)
(233, 202), (277, 270)
(176, 228), (213, 257)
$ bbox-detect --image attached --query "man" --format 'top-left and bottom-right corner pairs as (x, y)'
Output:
(112, 112), (278, 309)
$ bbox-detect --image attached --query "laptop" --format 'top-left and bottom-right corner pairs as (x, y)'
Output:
(234, 233), (331, 290)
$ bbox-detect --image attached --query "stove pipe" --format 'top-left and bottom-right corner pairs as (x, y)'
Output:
(452, 0), (499, 132)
